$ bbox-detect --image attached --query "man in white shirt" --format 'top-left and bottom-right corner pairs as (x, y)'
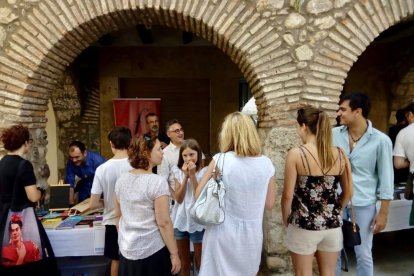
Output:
(158, 119), (185, 188)
(394, 102), (414, 202)
(89, 127), (132, 276)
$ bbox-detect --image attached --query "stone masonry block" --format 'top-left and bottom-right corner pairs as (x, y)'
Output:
(266, 256), (288, 271)
(329, 31), (361, 55)
(305, 77), (343, 90)
(310, 63), (347, 77)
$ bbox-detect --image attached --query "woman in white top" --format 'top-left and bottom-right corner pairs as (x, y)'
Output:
(194, 112), (276, 276)
(171, 138), (207, 276)
(114, 135), (181, 275)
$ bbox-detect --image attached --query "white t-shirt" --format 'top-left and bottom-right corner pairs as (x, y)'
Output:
(115, 173), (170, 260)
(393, 123), (414, 173)
(172, 165), (208, 233)
(157, 143), (180, 187)
(90, 158), (132, 225)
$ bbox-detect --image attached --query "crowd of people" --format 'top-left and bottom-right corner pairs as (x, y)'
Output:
(1, 92), (413, 276)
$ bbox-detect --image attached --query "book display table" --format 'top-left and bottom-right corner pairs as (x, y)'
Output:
(378, 199), (413, 232)
(46, 227), (105, 257)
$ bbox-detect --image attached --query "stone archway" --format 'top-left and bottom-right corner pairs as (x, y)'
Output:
(1, 0), (414, 273)
(0, 1), (288, 128)
(0, 0), (286, 207)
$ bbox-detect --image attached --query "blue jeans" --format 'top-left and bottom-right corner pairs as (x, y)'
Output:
(336, 204), (376, 276)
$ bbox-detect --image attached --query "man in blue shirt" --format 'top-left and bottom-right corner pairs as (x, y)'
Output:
(65, 140), (105, 204)
(333, 92), (393, 276)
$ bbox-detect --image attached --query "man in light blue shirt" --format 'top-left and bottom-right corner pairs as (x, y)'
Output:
(333, 92), (393, 276)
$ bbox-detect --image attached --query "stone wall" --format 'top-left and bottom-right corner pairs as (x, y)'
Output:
(0, 0), (414, 273)
(52, 48), (101, 181)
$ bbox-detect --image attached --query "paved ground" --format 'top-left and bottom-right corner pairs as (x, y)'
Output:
(342, 228), (414, 276)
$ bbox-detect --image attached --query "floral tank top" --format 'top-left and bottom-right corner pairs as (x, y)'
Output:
(288, 146), (343, 231)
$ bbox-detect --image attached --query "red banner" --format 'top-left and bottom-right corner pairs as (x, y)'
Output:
(113, 99), (161, 136)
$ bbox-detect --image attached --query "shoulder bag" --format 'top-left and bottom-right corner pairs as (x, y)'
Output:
(342, 203), (361, 247)
(0, 160), (59, 274)
(190, 153), (226, 225)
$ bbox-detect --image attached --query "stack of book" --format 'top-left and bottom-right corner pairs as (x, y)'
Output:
(42, 217), (63, 229)
(55, 215), (83, 230)
(74, 215), (96, 229)
(40, 198), (104, 230)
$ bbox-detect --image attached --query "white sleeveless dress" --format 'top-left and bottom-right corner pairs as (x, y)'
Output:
(199, 151), (275, 276)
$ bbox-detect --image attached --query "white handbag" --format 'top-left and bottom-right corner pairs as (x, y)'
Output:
(190, 153), (225, 225)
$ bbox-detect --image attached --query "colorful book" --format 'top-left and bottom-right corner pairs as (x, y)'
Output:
(42, 218), (63, 229)
(42, 212), (61, 219)
(75, 219), (94, 228)
(55, 215), (83, 230)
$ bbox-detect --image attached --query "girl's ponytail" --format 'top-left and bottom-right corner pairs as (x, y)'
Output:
(316, 111), (334, 170)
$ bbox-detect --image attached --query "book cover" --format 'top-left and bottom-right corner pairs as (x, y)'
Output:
(42, 212), (61, 219)
(58, 209), (72, 219)
(42, 218), (63, 229)
(75, 219), (94, 228)
(55, 215), (83, 230)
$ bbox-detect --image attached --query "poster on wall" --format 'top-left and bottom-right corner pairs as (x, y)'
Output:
(113, 98), (161, 136)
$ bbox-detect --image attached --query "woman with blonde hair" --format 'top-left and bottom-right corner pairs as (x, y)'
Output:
(195, 112), (276, 276)
(281, 106), (353, 276)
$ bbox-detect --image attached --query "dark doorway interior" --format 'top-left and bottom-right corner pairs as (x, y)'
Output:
(120, 78), (211, 154)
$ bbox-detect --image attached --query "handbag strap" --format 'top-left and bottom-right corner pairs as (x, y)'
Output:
(11, 159), (27, 210)
(214, 153), (225, 180)
(349, 201), (356, 224)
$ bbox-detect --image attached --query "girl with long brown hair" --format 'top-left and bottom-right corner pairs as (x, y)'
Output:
(281, 106), (353, 276)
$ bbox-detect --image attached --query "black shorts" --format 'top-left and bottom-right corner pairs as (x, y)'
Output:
(104, 225), (119, 260)
(119, 247), (172, 276)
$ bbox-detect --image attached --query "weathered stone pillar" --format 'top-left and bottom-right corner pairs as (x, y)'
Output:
(260, 126), (300, 275)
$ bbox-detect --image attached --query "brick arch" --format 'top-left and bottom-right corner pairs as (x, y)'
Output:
(309, 0), (414, 113)
(0, 0), (286, 128)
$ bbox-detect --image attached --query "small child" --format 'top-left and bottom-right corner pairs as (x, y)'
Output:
(171, 138), (207, 276)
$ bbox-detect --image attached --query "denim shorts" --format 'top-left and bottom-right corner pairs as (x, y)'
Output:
(174, 229), (204, 244)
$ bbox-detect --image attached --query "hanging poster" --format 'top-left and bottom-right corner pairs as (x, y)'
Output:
(113, 98), (161, 136)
